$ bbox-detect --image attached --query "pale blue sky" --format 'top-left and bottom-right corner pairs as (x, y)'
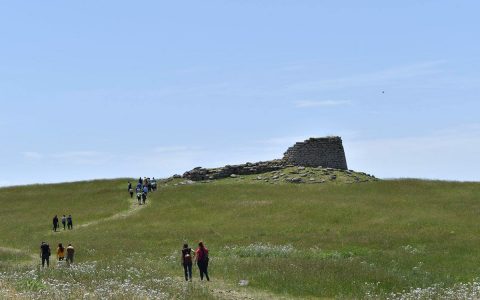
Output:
(1, 1), (479, 186)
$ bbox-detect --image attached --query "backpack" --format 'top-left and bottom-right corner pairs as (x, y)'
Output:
(183, 248), (192, 264)
(199, 247), (209, 263)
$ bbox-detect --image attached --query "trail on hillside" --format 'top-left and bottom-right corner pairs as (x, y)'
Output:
(77, 197), (149, 229)
(0, 197), (148, 259)
(0, 246), (25, 255)
(50, 197), (149, 234)
(174, 276), (291, 300)
(0, 246), (37, 260)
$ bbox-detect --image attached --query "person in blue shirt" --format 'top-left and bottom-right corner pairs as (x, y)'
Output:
(142, 186), (148, 204)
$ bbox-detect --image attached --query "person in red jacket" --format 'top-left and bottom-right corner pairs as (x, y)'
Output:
(195, 241), (210, 281)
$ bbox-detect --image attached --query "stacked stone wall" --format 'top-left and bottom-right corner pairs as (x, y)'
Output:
(182, 159), (286, 181)
(283, 137), (347, 169)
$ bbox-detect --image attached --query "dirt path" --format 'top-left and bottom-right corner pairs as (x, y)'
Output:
(174, 276), (291, 300)
(50, 197), (149, 234)
(77, 198), (149, 229)
(0, 246), (37, 260)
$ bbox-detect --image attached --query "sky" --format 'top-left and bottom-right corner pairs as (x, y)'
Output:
(1, 1), (479, 186)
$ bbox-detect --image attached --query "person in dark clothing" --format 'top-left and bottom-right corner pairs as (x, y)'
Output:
(53, 215), (59, 232)
(151, 177), (157, 191)
(128, 181), (132, 191)
(40, 241), (51, 267)
(136, 187), (142, 204)
(181, 244), (193, 281)
(66, 244), (75, 265)
(146, 178), (151, 192)
(129, 187), (133, 198)
(67, 215), (73, 230)
(195, 241), (210, 281)
(61, 215), (66, 230)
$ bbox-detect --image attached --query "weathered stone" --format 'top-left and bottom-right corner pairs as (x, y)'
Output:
(289, 177), (303, 183)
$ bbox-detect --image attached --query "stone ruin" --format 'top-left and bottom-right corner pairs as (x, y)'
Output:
(283, 136), (347, 169)
(182, 136), (349, 181)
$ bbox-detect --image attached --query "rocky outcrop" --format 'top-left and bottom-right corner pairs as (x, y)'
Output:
(182, 159), (287, 181)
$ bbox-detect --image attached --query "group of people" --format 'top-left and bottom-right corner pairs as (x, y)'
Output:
(41, 178), (212, 281)
(181, 241), (210, 281)
(52, 214), (73, 232)
(128, 177), (157, 205)
(40, 241), (75, 267)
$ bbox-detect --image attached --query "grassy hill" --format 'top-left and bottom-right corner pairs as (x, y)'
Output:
(1, 169), (480, 299)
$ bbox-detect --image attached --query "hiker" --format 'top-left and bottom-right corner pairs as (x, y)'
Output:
(148, 179), (152, 192)
(195, 241), (210, 281)
(40, 241), (51, 267)
(128, 181), (132, 191)
(61, 215), (67, 230)
(66, 244), (75, 265)
(67, 215), (73, 230)
(151, 177), (157, 191)
(142, 190), (147, 204)
(53, 215), (59, 232)
(181, 243), (193, 281)
(136, 187), (142, 204)
(129, 187), (134, 198)
(57, 243), (65, 261)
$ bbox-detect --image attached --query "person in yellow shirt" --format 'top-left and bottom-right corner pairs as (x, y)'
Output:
(57, 243), (65, 261)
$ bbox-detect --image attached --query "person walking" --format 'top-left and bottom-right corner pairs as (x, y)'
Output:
(143, 184), (148, 195)
(52, 215), (59, 232)
(40, 241), (51, 267)
(136, 187), (142, 204)
(181, 243), (193, 281)
(61, 215), (67, 230)
(67, 215), (73, 230)
(142, 185), (148, 204)
(66, 244), (75, 265)
(129, 187), (134, 198)
(57, 243), (65, 261)
(128, 181), (132, 191)
(195, 241), (210, 281)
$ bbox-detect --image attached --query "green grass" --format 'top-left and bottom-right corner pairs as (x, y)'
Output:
(1, 172), (480, 299)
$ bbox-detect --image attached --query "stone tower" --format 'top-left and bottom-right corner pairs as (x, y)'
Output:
(282, 136), (348, 169)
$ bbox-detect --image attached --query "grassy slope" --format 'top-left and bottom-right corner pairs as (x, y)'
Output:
(1, 174), (480, 298)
